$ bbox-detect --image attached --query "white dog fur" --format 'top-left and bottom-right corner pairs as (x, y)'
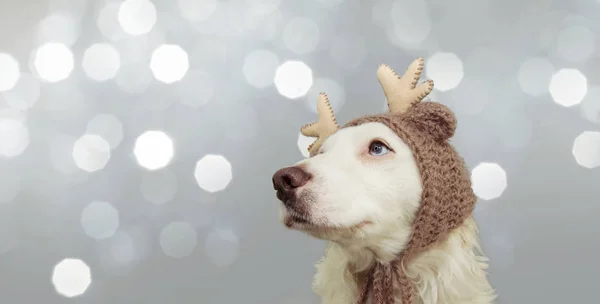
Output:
(279, 122), (496, 304)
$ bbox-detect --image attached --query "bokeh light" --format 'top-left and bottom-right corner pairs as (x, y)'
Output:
(0, 118), (30, 158)
(50, 134), (81, 176)
(471, 162), (507, 201)
(133, 130), (174, 171)
(580, 86), (600, 124)
(80, 201), (120, 240)
(572, 131), (600, 169)
(140, 169), (178, 204)
(105, 230), (136, 267)
(97, 2), (127, 41)
(243, 49), (279, 89)
(51, 258), (92, 298)
(150, 44), (189, 84)
(549, 68), (588, 107)
(426, 52), (464, 92)
(118, 0), (157, 36)
(282, 17), (320, 55)
(0, 53), (20, 92)
(86, 114), (124, 150)
(32, 42), (74, 82)
(99, 225), (151, 273)
(72, 134), (111, 172)
(194, 154), (233, 193)
(160, 221), (197, 258)
(297, 132), (313, 158)
(1, 73), (41, 110)
(329, 33), (367, 70)
(82, 43), (121, 82)
(177, 0), (217, 22)
(517, 57), (555, 97)
(36, 12), (80, 47)
(389, 0), (432, 46)
(556, 25), (595, 63)
(204, 228), (239, 267)
(274, 60), (313, 99)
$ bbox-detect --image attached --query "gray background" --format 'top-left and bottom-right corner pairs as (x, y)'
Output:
(0, 0), (599, 303)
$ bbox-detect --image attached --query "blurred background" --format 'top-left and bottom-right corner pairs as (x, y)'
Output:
(0, 0), (599, 303)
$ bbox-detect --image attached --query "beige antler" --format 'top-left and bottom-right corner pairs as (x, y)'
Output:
(377, 57), (434, 114)
(301, 92), (340, 156)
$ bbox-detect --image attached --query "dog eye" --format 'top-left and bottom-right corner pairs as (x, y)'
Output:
(368, 140), (390, 156)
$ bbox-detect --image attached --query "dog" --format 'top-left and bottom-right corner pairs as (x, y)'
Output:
(272, 58), (496, 304)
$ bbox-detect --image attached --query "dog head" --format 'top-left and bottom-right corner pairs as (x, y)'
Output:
(273, 120), (423, 244)
(272, 58), (460, 249)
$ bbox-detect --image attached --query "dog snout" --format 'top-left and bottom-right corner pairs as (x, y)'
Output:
(272, 166), (311, 200)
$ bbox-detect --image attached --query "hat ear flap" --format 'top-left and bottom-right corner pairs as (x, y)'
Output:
(404, 102), (457, 141)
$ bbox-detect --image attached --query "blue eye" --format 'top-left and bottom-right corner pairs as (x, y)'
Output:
(369, 140), (390, 156)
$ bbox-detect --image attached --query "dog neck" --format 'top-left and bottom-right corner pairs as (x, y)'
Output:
(313, 217), (496, 303)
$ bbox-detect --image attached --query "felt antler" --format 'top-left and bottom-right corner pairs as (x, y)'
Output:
(301, 92), (340, 157)
(378, 57), (434, 114)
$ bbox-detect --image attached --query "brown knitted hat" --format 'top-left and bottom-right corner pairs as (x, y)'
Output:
(300, 58), (477, 304)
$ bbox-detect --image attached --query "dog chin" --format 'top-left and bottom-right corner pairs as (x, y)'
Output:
(280, 209), (314, 229)
(280, 209), (371, 241)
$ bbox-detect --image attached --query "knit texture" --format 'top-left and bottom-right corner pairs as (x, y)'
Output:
(343, 101), (477, 304)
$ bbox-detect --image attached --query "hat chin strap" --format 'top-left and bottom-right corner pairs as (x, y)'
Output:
(356, 252), (415, 304)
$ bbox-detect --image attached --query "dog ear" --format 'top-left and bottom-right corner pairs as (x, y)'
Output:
(404, 102), (457, 141)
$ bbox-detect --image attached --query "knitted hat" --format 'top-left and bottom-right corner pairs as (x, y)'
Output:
(300, 58), (477, 304)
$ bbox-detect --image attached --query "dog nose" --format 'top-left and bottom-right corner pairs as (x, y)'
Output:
(272, 166), (311, 194)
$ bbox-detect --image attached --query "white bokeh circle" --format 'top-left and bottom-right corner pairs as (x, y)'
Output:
(549, 68), (588, 107)
(0, 118), (30, 158)
(33, 42), (74, 82)
(133, 130), (174, 171)
(572, 131), (600, 169)
(471, 162), (507, 201)
(72, 134), (111, 172)
(118, 0), (157, 36)
(194, 154), (233, 193)
(274, 61), (313, 99)
(297, 132), (313, 158)
(51, 258), (92, 298)
(580, 87), (600, 125)
(150, 44), (189, 84)
(82, 43), (121, 82)
(426, 52), (464, 92)
(0, 53), (20, 92)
